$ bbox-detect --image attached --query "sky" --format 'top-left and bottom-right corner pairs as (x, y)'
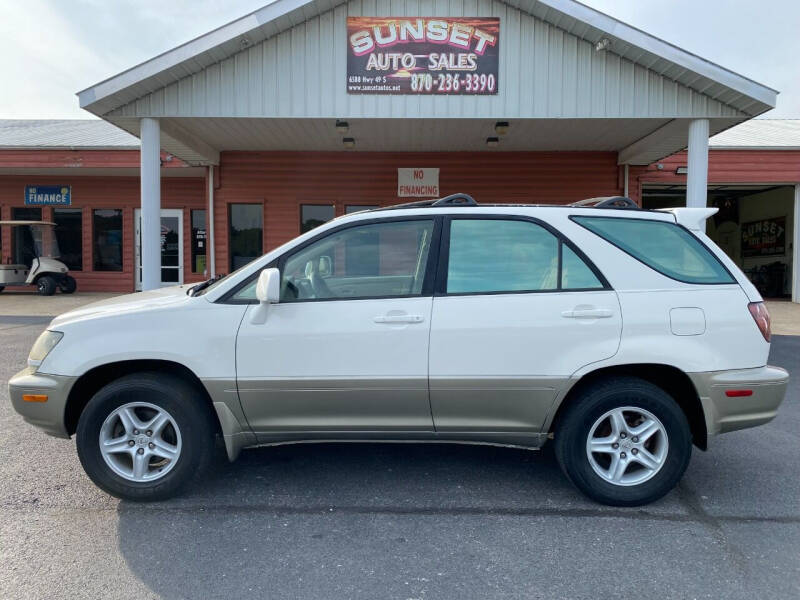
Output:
(0, 0), (797, 120)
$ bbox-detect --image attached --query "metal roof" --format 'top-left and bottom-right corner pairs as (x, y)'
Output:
(0, 120), (139, 149)
(709, 119), (800, 150)
(78, 0), (777, 118)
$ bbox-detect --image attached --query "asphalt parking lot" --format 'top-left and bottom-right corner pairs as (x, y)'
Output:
(1, 316), (798, 600)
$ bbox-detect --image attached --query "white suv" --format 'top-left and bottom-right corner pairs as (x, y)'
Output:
(9, 195), (788, 506)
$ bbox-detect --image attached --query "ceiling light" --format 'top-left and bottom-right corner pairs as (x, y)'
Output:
(343, 137), (356, 149)
(335, 120), (349, 134)
(486, 137), (499, 148)
(595, 38), (611, 52)
(494, 121), (509, 136)
(676, 166), (688, 175)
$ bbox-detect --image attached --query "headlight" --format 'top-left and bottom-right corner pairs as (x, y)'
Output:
(28, 331), (63, 369)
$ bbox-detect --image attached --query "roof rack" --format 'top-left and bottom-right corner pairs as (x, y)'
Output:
(568, 196), (639, 209)
(374, 193), (478, 211)
(432, 193), (477, 207)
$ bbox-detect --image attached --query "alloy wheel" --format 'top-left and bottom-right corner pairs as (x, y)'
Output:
(98, 402), (182, 482)
(585, 406), (668, 486)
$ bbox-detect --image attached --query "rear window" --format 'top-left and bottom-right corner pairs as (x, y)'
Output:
(572, 216), (735, 284)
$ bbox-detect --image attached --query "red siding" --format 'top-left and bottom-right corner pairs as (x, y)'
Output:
(629, 149), (800, 204)
(0, 149), (190, 169)
(212, 151), (622, 273)
(0, 174), (205, 293)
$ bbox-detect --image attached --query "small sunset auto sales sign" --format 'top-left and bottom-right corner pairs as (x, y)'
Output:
(346, 17), (499, 95)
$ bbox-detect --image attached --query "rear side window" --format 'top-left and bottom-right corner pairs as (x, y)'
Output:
(572, 216), (735, 284)
(446, 219), (604, 294)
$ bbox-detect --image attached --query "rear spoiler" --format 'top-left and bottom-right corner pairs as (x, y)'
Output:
(656, 207), (718, 231)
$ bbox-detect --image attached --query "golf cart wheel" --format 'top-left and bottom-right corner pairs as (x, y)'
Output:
(0, 285), (4, 293)
(37, 275), (57, 296)
(60, 276), (77, 294)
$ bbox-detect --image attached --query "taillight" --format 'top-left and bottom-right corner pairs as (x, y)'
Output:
(748, 302), (771, 342)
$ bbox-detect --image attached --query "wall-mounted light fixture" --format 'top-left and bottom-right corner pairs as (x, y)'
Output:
(595, 38), (611, 52)
(240, 37), (252, 49)
(675, 166), (688, 175)
(656, 163), (664, 170)
(335, 120), (349, 134)
(486, 137), (499, 148)
(494, 121), (509, 136)
(343, 137), (356, 149)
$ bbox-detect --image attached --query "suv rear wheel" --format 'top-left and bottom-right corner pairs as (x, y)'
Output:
(76, 372), (215, 501)
(554, 376), (692, 506)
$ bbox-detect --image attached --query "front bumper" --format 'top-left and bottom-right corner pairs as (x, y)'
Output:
(690, 365), (789, 436)
(8, 367), (76, 439)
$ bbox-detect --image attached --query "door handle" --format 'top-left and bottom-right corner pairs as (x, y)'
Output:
(561, 308), (613, 319)
(373, 314), (425, 324)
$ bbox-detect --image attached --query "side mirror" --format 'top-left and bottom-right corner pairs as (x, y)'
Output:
(251, 268), (280, 324)
(255, 267), (280, 304)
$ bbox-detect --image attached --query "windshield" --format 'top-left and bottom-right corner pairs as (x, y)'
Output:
(30, 225), (61, 259)
(192, 257), (258, 296)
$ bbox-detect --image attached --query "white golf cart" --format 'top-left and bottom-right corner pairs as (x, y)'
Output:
(0, 220), (76, 295)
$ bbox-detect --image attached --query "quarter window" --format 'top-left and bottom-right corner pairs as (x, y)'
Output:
(572, 216), (735, 284)
(446, 219), (604, 294)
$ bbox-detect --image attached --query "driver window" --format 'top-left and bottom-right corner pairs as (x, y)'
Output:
(281, 219), (435, 302)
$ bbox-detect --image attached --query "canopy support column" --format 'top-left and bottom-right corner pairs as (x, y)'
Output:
(686, 118), (710, 214)
(140, 118), (161, 291)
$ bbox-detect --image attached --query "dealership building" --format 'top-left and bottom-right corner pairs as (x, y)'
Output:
(0, 0), (797, 301)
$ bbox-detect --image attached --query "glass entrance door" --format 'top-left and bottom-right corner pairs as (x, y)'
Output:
(134, 209), (183, 290)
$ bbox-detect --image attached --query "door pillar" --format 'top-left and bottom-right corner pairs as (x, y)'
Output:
(140, 118), (161, 291)
(686, 119), (710, 218)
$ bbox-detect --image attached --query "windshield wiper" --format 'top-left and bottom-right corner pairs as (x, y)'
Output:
(187, 274), (224, 296)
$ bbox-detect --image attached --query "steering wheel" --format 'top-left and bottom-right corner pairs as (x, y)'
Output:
(307, 259), (336, 299)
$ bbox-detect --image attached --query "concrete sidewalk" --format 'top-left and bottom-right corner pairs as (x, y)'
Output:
(1, 289), (798, 334)
(0, 291), (118, 317)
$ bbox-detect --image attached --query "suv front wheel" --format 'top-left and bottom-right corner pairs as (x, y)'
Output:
(554, 376), (692, 506)
(76, 372), (215, 501)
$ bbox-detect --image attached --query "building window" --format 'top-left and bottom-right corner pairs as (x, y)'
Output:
(53, 208), (83, 271)
(93, 209), (123, 271)
(345, 205), (379, 214)
(229, 204), (263, 271)
(301, 204), (334, 233)
(12, 207), (41, 265)
(191, 209), (207, 274)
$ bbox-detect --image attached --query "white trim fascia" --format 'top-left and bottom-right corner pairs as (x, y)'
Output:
(536, 0), (777, 110)
(77, 0), (778, 116)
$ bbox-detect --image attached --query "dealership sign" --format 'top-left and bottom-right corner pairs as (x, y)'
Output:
(741, 216), (786, 257)
(398, 168), (439, 197)
(25, 185), (71, 206)
(347, 17), (499, 95)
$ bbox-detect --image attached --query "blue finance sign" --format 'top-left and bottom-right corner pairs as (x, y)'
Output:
(25, 185), (71, 206)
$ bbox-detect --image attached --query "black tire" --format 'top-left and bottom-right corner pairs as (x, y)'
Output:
(36, 275), (57, 296)
(76, 372), (216, 501)
(59, 275), (77, 294)
(554, 376), (692, 507)
(0, 285), (4, 293)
